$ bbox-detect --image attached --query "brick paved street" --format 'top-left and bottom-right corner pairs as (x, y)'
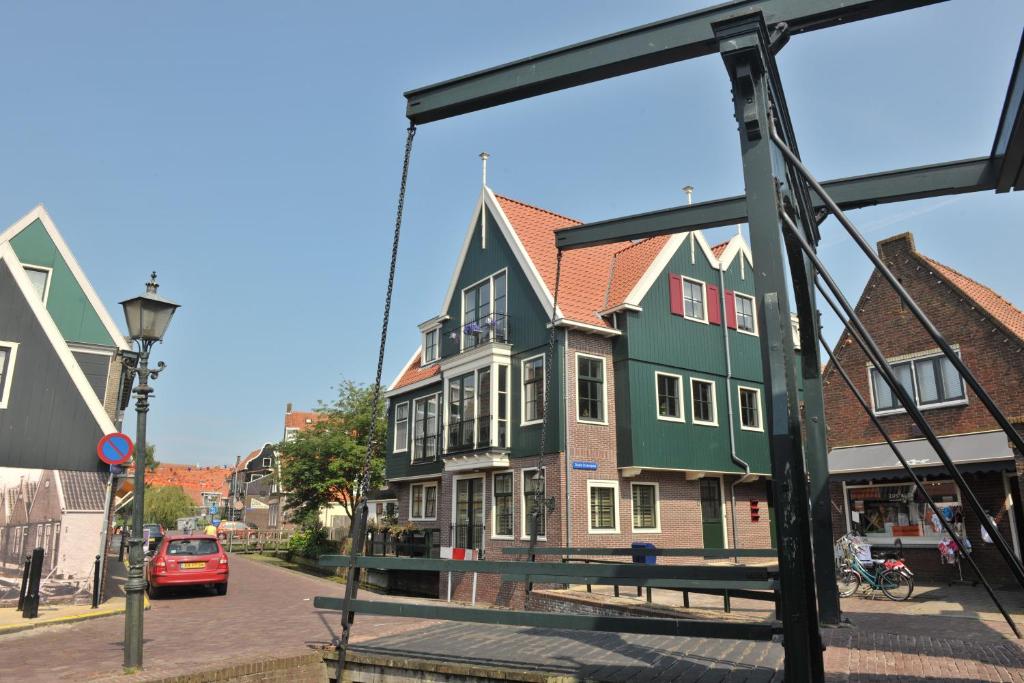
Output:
(1, 554), (1023, 681)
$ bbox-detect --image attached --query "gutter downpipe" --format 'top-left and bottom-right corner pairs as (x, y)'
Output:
(564, 329), (572, 557)
(720, 259), (754, 556)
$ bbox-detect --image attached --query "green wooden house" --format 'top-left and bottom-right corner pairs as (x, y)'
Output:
(382, 183), (777, 579)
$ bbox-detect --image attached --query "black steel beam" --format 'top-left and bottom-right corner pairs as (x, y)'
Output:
(993, 30), (1024, 192)
(556, 156), (997, 250)
(405, 0), (946, 124)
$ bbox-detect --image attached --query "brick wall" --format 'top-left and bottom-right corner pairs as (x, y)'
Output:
(103, 352), (122, 423)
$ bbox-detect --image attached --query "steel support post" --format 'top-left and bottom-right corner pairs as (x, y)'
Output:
(335, 499), (369, 678)
(718, 17), (823, 681)
(124, 346), (151, 670)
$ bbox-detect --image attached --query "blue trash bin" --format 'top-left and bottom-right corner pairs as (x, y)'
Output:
(631, 541), (656, 565)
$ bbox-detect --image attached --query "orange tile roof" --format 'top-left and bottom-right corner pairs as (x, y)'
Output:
(392, 360), (441, 391)
(921, 255), (1024, 343)
(604, 236), (673, 309)
(711, 240), (730, 258)
(138, 462), (233, 506)
(285, 410), (326, 430)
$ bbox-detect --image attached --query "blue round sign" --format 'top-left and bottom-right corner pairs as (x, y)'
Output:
(97, 432), (134, 465)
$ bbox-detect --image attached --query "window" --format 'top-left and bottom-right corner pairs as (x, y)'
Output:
(869, 350), (967, 414)
(497, 366), (509, 448)
(0, 342), (17, 409)
(738, 387), (762, 431)
(261, 457), (272, 468)
(423, 329), (439, 364)
(447, 373), (476, 450)
(478, 368), (492, 445)
(735, 293), (756, 334)
(462, 271), (508, 349)
(655, 372), (683, 421)
(413, 394), (440, 461)
(683, 278), (706, 321)
(588, 481), (619, 533)
(23, 266), (50, 303)
(393, 402), (409, 452)
(576, 354), (606, 423)
(690, 378), (717, 425)
(167, 538), (219, 555)
(493, 472), (514, 538)
(410, 482), (438, 520)
(846, 480), (960, 545)
(521, 469), (546, 539)
(522, 355), (544, 424)
(632, 483), (659, 531)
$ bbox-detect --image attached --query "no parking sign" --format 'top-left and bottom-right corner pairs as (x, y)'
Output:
(97, 433), (135, 466)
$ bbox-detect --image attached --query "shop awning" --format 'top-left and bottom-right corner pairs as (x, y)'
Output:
(828, 430), (1015, 478)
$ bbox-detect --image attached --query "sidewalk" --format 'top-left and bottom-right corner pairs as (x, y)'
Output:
(0, 551), (138, 635)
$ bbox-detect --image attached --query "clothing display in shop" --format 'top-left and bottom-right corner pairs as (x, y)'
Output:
(938, 535), (971, 564)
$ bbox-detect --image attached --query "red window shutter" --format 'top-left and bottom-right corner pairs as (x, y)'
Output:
(707, 284), (721, 325)
(669, 273), (684, 316)
(724, 290), (737, 329)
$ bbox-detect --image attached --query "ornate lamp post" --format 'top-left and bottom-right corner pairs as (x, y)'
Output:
(120, 272), (179, 670)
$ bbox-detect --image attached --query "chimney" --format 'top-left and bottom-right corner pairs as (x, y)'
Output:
(877, 232), (916, 261)
(480, 152), (490, 187)
(286, 402), (293, 414)
(682, 185), (694, 206)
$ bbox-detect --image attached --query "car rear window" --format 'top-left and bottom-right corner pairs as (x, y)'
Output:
(166, 539), (219, 556)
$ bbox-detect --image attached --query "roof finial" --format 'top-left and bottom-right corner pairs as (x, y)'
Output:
(682, 185), (694, 206)
(146, 272), (159, 294)
(480, 152), (490, 187)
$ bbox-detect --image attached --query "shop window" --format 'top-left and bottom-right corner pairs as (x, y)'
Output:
(846, 480), (961, 544)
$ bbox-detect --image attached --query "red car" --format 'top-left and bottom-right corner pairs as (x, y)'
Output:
(215, 520), (257, 541)
(146, 533), (229, 598)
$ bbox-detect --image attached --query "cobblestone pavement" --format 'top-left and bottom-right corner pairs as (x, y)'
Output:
(2, 554), (1022, 681)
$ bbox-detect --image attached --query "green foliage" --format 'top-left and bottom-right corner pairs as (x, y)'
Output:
(144, 485), (195, 528)
(277, 380), (386, 523)
(286, 518), (335, 559)
(145, 444), (159, 472)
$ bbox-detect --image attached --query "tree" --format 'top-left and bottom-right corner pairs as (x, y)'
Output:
(145, 444), (159, 472)
(144, 485), (196, 528)
(277, 380), (386, 524)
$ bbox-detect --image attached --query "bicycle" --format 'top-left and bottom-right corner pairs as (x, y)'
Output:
(835, 533), (914, 601)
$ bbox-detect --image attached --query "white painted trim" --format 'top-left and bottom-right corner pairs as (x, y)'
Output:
(737, 385), (764, 432)
(459, 267), (508, 352)
(67, 343), (115, 357)
(690, 377), (719, 427)
(417, 314), (450, 332)
(490, 469), (515, 540)
(410, 392), (442, 463)
(438, 193), (486, 322)
(21, 264), (53, 304)
(574, 352), (608, 425)
(654, 371), (685, 422)
(0, 244), (118, 433)
(520, 467), (547, 541)
(0, 205), (129, 351)
(867, 349), (969, 416)
(733, 291), (758, 336)
(451, 472), (486, 552)
(550, 318), (622, 337)
(1002, 473), (1022, 560)
(409, 481), (438, 522)
(716, 233), (753, 272)
(421, 328), (441, 366)
(386, 473), (443, 483)
(387, 347), (422, 393)
(622, 232), (687, 307)
(586, 480), (621, 534)
(630, 481), (661, 533)
(681, 277), (709, 324)
(393, 401), (409, 453)
(0, 341), (19, 409)
(520, 353), (545, 427)
(619, 465), (771, 477)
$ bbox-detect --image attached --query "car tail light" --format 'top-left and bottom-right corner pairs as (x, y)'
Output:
(218, 556), (228, 565)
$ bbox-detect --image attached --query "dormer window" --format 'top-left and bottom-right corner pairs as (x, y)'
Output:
(423, 328), (440, 364)
(462, 270), (508, 350)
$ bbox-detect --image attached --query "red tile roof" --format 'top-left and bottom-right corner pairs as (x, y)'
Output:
(711, 240), (730, 258)
(135, 462), (233, 506)
(921, 255), (1024, 343)
(284, 410), (326, 431)
(392, 359), (441, 391)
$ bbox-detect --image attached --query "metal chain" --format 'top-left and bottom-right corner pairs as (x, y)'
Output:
(529, 249), (563, 543)
(359, 123), (417, 498)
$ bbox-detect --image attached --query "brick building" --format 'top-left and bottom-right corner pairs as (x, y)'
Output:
(824, 232), (1024, 581)
(383, 179), (778, 602)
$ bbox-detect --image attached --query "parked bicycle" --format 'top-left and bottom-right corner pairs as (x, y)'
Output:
(835, 532), (914, 601)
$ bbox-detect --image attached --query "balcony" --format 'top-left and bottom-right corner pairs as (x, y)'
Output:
(442, 312), (510, 356)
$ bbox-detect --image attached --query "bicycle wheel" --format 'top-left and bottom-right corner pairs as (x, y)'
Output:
(879, 570), (913, 601)
(837, 568), (861, 598)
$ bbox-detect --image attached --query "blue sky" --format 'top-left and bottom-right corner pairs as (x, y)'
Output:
(1, 2), (1021, 465)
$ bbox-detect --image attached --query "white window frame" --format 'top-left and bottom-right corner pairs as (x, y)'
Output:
(630, 482), (661, 533)
(460, 268), (509, 352)
(654, 371), (684, 423)
(690, 377), (718, 426)
(491, 470), (515, 540)
(520, 354), (545, 426)
(421, 328), (440, 365)
(520, 467), (547, 541)
(0, 342), (19, 410)
(393, 401), (409, 453)
(867, 348), (968, 416)
(575, 352), (608, 425)
(409, 481), (438, 522)
(261, 457), (272, 467)
(681, 277), (708, 323)
(22, 265), (53, 304)
(587, 479), (620, 534)
(733, 292), (758, 336)
(737, 386), (764, 432)
(412, 392), (442, 462)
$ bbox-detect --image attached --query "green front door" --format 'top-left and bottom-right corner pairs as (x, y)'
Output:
(700, 477), (725, 549)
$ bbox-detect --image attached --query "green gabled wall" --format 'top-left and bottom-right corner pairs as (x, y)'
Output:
(9, 219), (116, 347)
(614, 235), (770, 474)
(386, 381), (445, 481)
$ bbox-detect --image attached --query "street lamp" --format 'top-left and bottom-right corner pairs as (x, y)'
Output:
(119, 272), (179, 671)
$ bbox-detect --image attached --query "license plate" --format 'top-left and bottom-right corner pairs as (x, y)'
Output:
(181, 562), (205, 569)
